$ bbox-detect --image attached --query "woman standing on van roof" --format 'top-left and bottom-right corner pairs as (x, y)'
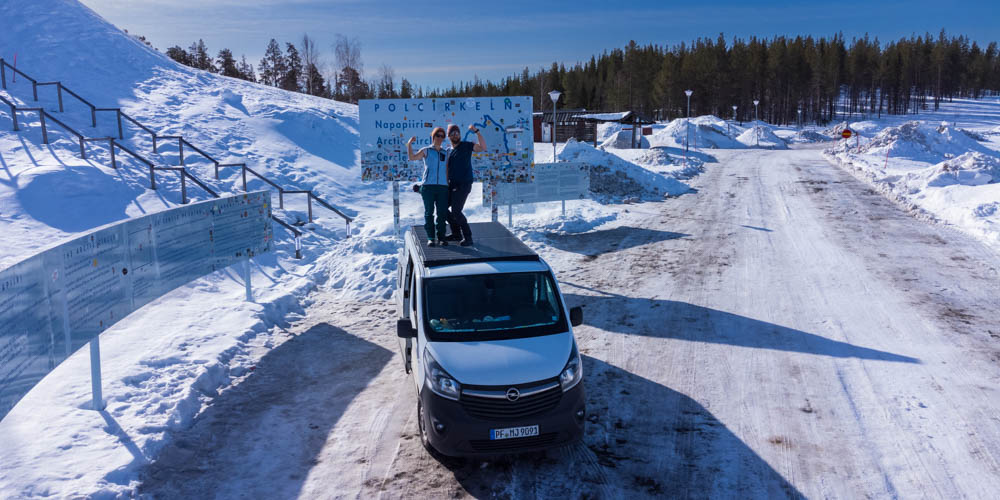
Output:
(407, 127), (450, 246)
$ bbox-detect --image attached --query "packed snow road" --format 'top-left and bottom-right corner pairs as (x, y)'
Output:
(141, 146), (1000, 499)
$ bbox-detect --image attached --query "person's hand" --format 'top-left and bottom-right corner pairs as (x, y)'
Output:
(468, 125), (479, 133)
(407, 136), (416, 145)
(412, 184), (421, 193)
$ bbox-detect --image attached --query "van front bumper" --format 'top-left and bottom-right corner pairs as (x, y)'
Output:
(421, 381), (585, 457)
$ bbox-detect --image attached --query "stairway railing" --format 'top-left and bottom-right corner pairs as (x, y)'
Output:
(0, 58), (353, 254)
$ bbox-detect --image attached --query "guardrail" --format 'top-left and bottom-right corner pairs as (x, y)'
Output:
(0, 58), (353, 246)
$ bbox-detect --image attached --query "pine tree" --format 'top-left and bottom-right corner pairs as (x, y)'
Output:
(165, 46), (191, 66)
(259, 39), (285, 87)
(189, 39), (215, 72)
(282, 42), (303, 92)
(237, 55), (256, 83)
(217, 48), (239, 78)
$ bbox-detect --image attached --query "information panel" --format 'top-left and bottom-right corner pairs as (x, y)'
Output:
(0, 192), (272, 419)
(359, 97), (534, 183)
(484, 162), (590, 206)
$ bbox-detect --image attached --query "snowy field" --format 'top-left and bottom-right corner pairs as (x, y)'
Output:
(3, 0), (1000, 498)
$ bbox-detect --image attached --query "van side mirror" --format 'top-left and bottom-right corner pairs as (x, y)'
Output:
(397, 319), (417, 339)
(569, 306), (584, 327)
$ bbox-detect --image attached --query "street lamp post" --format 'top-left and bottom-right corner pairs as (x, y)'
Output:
(731, 105), (737, 136)
(753, 99), (760, 147)
(684, 89), (693, 153)
(548, 90), (562, 163)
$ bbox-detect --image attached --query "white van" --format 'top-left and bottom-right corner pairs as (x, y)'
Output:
(395, 222), (585, 456)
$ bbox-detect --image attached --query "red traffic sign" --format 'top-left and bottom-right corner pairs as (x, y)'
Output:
(841, 129), (852, 139)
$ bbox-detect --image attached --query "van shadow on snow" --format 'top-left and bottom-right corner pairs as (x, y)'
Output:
(562, 289), (920, 364)
(540, 226), (690, 258)
(428, 356), (804, 499)
(138, 323), (392, 498)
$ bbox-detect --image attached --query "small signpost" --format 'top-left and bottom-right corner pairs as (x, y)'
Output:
(842, 128), (853, 153)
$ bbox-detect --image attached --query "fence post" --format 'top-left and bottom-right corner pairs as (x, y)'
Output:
(1, 59), (5, 89)
(149, 165), (156, 190)
(79, 137), (85, 159)
(152, 135), (157, 153)
(214, 161), (219, 179)
(279, 190), (284, 209)
(295, 234), (302, 259)
(178, 138), (184, 165)
(10, 106), (18, 132)
(307, 193), (313, 222)
(345, 220), (351, 238)
(181, 172), (187, 204)
(89, 338), (105, 411)
(90, 105), (96, 127)
(109, 138), (116, 168)
(116, 110), (123, 139)
(56, 83), (64, 112)
(39, 111), (49, 144)
(32, 81), (38, 101)
(241, 165), (247, 191)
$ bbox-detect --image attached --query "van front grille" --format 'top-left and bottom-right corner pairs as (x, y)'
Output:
(460, 383), (562, 421)
(469, 433), (558, 452)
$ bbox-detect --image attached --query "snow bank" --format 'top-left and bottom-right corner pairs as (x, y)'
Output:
(857, 121), (995, 161)
(558, 139), (691, 199)
(600, 129), (650, 149)
(737, 125), (788, 149)
(649, 116), (745, 149)
(901, 152), (1000, 190)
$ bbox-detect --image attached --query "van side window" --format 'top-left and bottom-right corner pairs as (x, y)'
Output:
(410, 272), (417, 316)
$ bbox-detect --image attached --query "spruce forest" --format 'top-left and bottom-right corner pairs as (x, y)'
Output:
(163, 31), (1000, 125)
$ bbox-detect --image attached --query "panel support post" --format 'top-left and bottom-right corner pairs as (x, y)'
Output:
(243, 259), (254, 303)
(490, 180), (498, 222)
(508, 204), (513, 227)
(89, 338), (105, 411)
(392, 181), (400, 238)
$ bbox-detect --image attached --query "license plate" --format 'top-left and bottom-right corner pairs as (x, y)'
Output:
(490, 425), (539, 440)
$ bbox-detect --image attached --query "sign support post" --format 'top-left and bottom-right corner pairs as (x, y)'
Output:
(508, 204), (513, 227)
(392, 181), (400, 238)
(490, 180), (499, 223)
(89, 339), (104, 411)
(243, 259), (253, 303)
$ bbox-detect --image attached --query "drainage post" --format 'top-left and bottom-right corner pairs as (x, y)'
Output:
(89, 338), (105, 411)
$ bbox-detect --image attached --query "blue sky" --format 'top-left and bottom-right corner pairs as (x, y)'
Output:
(81, 0), (999, 90)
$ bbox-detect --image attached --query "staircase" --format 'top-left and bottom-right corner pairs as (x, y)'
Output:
(0, 58), (353, 259)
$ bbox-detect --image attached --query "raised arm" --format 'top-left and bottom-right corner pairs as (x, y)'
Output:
(406, 136), (425, 161)
(470, 125), (487, 152)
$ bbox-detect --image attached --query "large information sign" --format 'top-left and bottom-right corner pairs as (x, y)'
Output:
(359, 97), (534, 183)
(484, 162), (590, 206)
(0, 192), (272, 419)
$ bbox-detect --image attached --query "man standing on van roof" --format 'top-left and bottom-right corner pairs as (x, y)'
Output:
(445, 124), (486, 247)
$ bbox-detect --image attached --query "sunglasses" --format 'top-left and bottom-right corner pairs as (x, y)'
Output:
(434, 133), (445, 138)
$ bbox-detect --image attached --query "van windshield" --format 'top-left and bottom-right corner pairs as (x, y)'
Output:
(423, 271), (568, 341)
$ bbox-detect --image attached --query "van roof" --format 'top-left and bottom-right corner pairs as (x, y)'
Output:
(411, 222), (539, 267)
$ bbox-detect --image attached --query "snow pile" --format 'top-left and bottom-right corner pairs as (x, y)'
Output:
(901, 152), (1000, 190)
(789, 130), (834, 143)
(558, 139), (691, 199)
(600, 129), (650, 149)
(737, 125), (788, 149)
(857, 121), (995, 161)
(648, 116), (745, 149)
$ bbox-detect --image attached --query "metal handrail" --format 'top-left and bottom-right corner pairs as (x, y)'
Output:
(0, 60), (342, 248)
(270, 215), (303, 259)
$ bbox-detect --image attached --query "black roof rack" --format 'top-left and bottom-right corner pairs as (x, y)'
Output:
(412, 222), (539, 267)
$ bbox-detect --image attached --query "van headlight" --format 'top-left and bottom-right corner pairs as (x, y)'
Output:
(559, 342), (583, 392)
(423, 348), (461, 400)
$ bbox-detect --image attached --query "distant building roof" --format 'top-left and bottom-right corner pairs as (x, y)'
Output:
(577, 112), (632, 121)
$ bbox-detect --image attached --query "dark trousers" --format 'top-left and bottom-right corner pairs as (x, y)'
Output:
(420, 184), (449, 240)
(447, 182), (473, 240)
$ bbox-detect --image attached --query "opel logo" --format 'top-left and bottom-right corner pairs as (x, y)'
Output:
(506, 388), (520, 402)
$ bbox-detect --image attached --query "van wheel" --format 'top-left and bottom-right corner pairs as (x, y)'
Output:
(417, 398), (435, 453)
